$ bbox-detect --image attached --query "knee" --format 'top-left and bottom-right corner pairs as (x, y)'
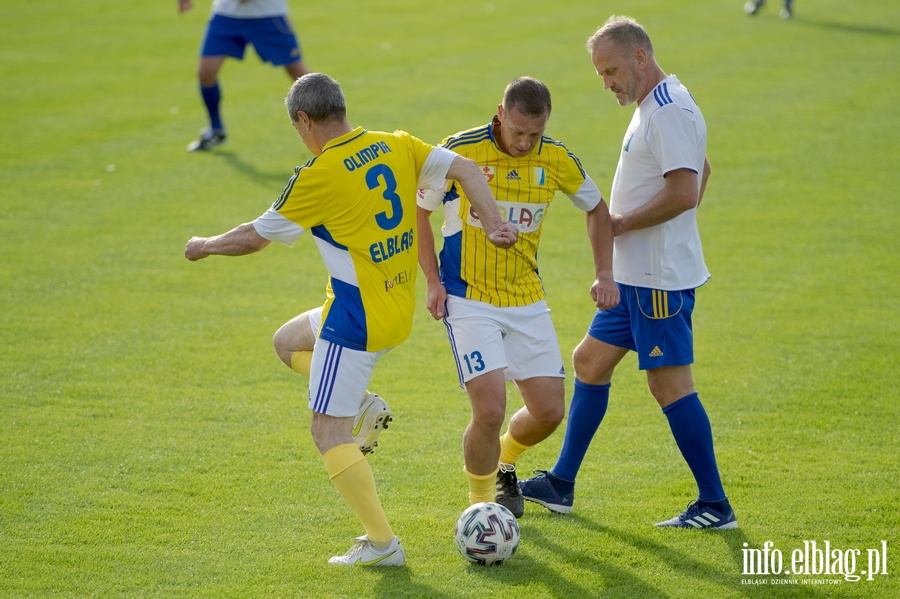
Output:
(471, 397), (507, 430)
(572, 345), (600, 383)
(528, 403), (564, 432)
(572, 341), (617, 385)
(197, 64), (219, 87)
(272, 328), (293, 367)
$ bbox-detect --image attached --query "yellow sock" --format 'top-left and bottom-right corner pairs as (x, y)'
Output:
(464, 467), (499, 505)
(324, 443), (394, 543)
(499, 431), (531, 465)
(290, 350), (313, 378)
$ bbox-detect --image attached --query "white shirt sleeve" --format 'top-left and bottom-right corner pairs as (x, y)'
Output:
(417, 187), (447, 211)
(252, 207), (306, 247)
(566, 176), (603, 212)
(417, 146), (456, 191)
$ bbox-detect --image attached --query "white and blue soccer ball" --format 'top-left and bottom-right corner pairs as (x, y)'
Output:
(454, 502), (520, 566)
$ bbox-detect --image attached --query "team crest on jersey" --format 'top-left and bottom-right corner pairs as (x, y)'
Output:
(481, 166), (495, 182)
(534, 167), (545, 186)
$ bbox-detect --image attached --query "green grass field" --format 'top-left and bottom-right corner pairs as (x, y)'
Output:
(2, 0), (898, 597)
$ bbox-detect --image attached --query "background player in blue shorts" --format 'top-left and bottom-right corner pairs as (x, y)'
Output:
(179, 0), (309, 151)
(520, 16), (737, 530)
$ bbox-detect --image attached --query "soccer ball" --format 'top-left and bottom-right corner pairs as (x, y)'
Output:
(454, 502), (520, 566)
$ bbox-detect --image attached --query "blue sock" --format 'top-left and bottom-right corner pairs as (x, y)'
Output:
(550, 380), (610, 484)
(200, 82), (223, 132)
(662, 393), (726, 503)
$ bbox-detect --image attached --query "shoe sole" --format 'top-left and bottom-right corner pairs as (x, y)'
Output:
(357, 412), (392, 454)
(522, 496), (572, 515)
(655, 521), (739, 530)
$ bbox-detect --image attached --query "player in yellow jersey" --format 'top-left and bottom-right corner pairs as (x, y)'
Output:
(417, 77), (619, 517)
(185, 73), (517, 566)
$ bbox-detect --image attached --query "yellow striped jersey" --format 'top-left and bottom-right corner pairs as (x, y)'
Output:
(421, 119), (602, 307)
(252, 127), (454, 351)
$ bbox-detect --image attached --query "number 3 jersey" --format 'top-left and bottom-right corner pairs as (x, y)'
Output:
(418, 118), (603, 308)
(253, 127), (455, 352)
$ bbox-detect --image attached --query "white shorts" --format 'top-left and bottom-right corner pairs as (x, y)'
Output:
(307, 305), (323, 335)
(308, 336), (391, 417)
(443, 296), (565, 385)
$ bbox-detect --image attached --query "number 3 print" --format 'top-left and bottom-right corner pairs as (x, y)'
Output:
(366, 164), (402, 230)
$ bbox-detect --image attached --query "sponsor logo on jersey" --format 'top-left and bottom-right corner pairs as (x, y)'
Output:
(467, 201), (546, 233)
(506, 169), (521, 181)
(384, 269), (413, 291)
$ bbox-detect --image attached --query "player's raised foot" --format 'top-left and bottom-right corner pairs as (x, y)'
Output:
(655, 500), (738, 530)
(495, 463), (524, 518)
(187, 128), (227, 152)
(328, 535), (406, 567)
(518, 470), (574, 514)
(743, 0), (762, 15)
(779, 6), (792, 19)
(352, 393), (392, 455)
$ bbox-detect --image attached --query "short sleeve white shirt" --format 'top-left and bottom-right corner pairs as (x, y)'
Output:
(212, 0), (288, 18)
(610, 75), (710, 290)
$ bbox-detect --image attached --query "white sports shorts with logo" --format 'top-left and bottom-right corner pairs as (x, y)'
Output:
(443, 296), (565, 387)
(305, 305), (391, 417)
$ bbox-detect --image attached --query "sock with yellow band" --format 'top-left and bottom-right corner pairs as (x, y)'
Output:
(290, 350), (313, 378)
(499, 431), (531, 466)
(464, 467), (499, 505)
(324, 443), (394, 545)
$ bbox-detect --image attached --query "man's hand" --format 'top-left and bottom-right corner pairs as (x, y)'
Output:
(610, 213), (625, 237)
(590, 273), (619, 310)
(485, 221), (518, 249)
(184, 236), (209, 261)
(425, 281), (448, 320)
(178, 0), (193, 14)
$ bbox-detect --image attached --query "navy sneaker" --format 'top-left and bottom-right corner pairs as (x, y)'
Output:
(655, 500), (738, 530)
(518, 470), (573, 514)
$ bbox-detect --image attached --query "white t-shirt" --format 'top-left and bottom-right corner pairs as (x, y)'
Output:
(610, 75), (710, 291)
(212, 0), (288, 18)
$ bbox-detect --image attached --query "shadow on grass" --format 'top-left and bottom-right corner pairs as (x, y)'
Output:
(569, 515), (825, 598)
(513, 523), (670, 598)
(366, 567), (457, 599)
(209, 150), (293, 188)
(792, 17), (900, 38)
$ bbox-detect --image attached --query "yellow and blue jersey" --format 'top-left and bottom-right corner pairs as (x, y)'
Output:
(426, 119), (602, 307)
(253, 127), (450, 351)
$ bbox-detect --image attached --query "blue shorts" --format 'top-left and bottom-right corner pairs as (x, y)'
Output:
(587, 283), (696, 370)
(201, 14), (301, 66)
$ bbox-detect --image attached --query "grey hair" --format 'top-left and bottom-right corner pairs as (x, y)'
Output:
(502, 76), (551, 117)
(586, 15), (654, 56)
(285, 73), (347, 123)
